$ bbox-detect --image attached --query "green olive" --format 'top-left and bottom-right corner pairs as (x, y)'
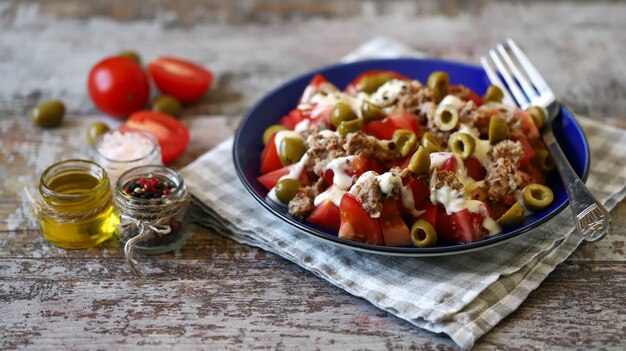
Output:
(87, 122), (110, 146)
(434, 105), (459, 131)
(392, 129), (417, 157)
(410, 220), (437, 248)
(522, 184), (554, 211)
(262, 124), (287, 145)
(526, 106), (546, 129)
(337, 119), (363, 138)
(118, 50), (141, 65)
(488, 115), (509, 144)
(152, 95), (182, 118)
(330, 102), (357, 127)
(358, 72), (393, 93)
(32, 100), (65, 128)
(535, 149), (555, 172)
(361, 100), (386, 123)
(496, 202), (525, 228)
(421, 132), (443, 154)
(408, 146), (431, 175)
(274, 178), (301, 204)
(427, 71), (449, 103)
(447, 132), (476, 160)
(279, 137), (307, 165)
(482, 85), (504, 103)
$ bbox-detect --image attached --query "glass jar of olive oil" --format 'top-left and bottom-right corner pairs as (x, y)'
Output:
(38, 159), (118, 249)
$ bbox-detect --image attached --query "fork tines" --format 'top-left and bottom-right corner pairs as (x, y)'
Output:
(480, 38), (555, 109)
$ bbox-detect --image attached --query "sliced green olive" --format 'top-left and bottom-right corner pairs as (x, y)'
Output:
(279, 137), (307, 165)
(361, 100), (386, 123)
(522, 184), (554, 211)
(32, 100), (65, 128)
(421, 132), (443, 154)
(330, 102), (357, 127)
(535, 149), (555, 172)
(526, 106), (546, 129)
(496, 202), (525, 228)
(337, 119), (363, 138)
(482, 85), (504, 103)
(151, 95), (182, 118)
(488, 115), (509, 144)
(410, 220), (437, 248)
(392, 129), (417, 157)
(274, 178), (301, 204)
(408, 146), (431, 175)
(87, 122), (110, 146)
(358, 72), (393, 94)
(434, 105), (459, 131)
(427, 71), (449, 103)
(262, 125), (287, 145)
(448, 132), (476, 160)
(118, 50), (142, 65)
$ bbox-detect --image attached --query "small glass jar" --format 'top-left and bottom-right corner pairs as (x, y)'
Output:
(38, 159), (118, 249)
(93, 128), (162, 186)
(114, 165), (191, 254)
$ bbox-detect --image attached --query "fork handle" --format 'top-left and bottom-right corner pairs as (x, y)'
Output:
(542, 127), (611, 241)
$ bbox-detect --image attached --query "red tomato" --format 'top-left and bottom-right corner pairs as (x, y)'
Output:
(148, 57), (213, 103)
(467, 90), (483, 106)
(257, 166), (291, 190)
(309, 74), (329, 87)
(513, 135), (537, 167)
(418, 202), (439, 228)
(123, 111), (190, 164)
(345, 70), (409, 94)
(322, 155), (381, 185)
(279, 109), (306, 130)
(464, 157), (487, 180)
(379, 200), (411, 246)
(259, 133), (283, 175)
(363, 113), (419, 140)
(437, 208), (481, 243)
(338, 193), (383, 245)
(88, 56), (150, 118)
(440, 156), (458, 172)
(407, 177), (430, 209)
(307, 200), (341, 231)
(519, 110), (540, 140)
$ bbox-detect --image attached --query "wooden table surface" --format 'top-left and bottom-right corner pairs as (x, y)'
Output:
(1, 1), (625, 350)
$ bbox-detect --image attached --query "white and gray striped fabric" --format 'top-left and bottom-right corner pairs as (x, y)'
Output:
(180, 39), (626, 349)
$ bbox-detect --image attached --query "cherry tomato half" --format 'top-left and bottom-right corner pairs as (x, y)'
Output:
(88, 56), (150, 118)
(148, 57), (214, 104)
(122, 111), (190, 164)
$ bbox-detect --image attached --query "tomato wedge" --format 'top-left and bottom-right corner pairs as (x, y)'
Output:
(279, 109), (306, 130)
(437, 208), (482, 243)
(148, 57), (213, 103)
(338, 193), (383, 245)
(363, 113), (419, 140)
(513, 135), (537, 167)
(379, 200), (411, 246)
(257, 167), (291, 190)
(309, 74), (329, 87)
(464, 157), (486, 180)
(307, 200), (341, 231)
(440, 156), (458, 172)
(260, 133), (283, 175)
(519, 110), (540, 140)
(418, 202), (439, 228)
(467, 90), (483, 106)
(123, 111), (189, 164)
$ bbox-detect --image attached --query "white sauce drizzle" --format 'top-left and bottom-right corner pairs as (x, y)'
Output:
(294, 118), (311, 134)
(458, 124), (492, 168)
(314, 185), (345, 207)
(326, 156), (357, 190)
(369, 79), (408, 106)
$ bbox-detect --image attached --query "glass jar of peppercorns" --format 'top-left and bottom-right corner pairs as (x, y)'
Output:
(114, 165), (191, 255)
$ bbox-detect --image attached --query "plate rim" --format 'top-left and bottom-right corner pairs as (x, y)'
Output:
(233, 57), (591, 256)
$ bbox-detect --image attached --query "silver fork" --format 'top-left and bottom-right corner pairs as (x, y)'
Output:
(480, 38), (610, 242)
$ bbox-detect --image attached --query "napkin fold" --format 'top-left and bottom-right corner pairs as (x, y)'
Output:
(181, 38), (626, 349)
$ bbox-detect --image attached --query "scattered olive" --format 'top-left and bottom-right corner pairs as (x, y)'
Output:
(427, 71), (449, 103)
(279, 137), (307, 165)
(410, 220), (437, 248)
(522, 183), (554, 211)
(274, 178), (301, 204)
(447, 132), (476, 160)
(408, 146), (430, 175)
(488, 115), (509, 144)
(152, 95), (182, 118)
(32, 100), (65, 128)
(526, 106), (546, 129)
(118, 50), (142, 65)
(357, 72), (393, 94)
(392, 129), (417, 157)
(534, 149), (555, 172)
(330, 102), (357, 127)
(361, 100), (386, 123)
(496, 202), (525, 228)
(337, 119), (363, 138)
(262, 124), (287, 145)
(420, 132), (443, 154)
(87, 122), (110, 146)
(482, 85), (504, 103)
(434, 105), (459, 131)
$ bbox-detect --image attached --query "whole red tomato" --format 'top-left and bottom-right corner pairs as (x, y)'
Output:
(148, 57), (213, 104)
(88, 56), (150, 118)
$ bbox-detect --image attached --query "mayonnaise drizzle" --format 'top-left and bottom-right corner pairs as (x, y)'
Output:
(369, 79), (408, 106)
(326, 156), (357, 190)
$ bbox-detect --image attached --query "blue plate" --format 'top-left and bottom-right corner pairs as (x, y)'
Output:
(233, 58), (590, 256)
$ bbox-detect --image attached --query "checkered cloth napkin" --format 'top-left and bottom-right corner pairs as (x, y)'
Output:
(181, 38), (626, 349)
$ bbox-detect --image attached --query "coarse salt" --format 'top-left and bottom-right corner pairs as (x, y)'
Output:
(97, 130), (155, 161)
